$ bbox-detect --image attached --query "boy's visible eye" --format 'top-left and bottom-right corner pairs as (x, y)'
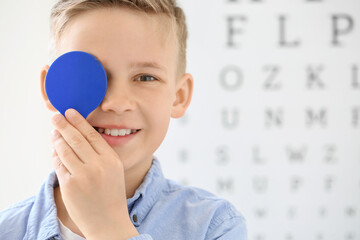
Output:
(135, 75), (158, 82)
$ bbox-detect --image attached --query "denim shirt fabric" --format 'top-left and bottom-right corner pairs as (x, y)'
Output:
(0, 157), (247, 240)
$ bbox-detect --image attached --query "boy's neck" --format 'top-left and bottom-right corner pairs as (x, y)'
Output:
(124, 158), (153, 198)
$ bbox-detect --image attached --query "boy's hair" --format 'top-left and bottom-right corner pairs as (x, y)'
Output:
(49, 0), (188, 77)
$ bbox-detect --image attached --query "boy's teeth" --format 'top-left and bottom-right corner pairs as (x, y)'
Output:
(96, 127), (136, 136)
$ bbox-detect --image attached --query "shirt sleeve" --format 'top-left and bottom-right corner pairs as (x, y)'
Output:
(207, 216), (248, 240)
(128, 234), (153, 240)
(205, 202), (248, 240)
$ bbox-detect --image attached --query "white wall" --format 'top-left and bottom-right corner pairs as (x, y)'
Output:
(0, 0), (56, 208)
(0, 1), (359, 240)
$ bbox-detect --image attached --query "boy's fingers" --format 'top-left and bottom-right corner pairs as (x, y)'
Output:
(51, 129), (83, 174)
(53, 154), (70, 180)
(64, 108), (114, 155)
(51, 148), (57, 157)
(52, 113), (96, 163)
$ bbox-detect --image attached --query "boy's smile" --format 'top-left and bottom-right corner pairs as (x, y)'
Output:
(92, 126), (141, 146)
(41, 7), (193, 186)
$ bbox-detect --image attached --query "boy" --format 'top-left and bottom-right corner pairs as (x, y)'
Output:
(0, 1), (247, 239)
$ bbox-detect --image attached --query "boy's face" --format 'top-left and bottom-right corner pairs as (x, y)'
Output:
(41, 7), (193, 173)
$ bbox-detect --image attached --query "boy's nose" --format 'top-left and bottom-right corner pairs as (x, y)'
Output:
(99, 84), (137, 114)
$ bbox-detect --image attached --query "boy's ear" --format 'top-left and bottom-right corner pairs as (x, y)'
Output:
(40, 65), (57, 112)
(171, 73), (194, 119)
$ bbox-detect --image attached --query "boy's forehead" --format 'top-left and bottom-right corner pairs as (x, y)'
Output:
(58, 7), (178, 70)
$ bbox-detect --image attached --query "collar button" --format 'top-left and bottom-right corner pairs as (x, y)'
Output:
(132, 214), (138, 223)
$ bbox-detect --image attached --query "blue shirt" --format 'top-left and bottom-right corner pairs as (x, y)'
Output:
(0, 157), (247, 240)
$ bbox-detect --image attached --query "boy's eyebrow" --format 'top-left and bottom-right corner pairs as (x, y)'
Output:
(102, 61), (167, 77)
(129, 61), (167, 72)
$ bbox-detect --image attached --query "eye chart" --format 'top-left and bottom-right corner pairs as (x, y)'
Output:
(155, 1), (360, 239)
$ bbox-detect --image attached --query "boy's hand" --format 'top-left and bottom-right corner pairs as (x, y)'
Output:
(50, 108), (139, 240)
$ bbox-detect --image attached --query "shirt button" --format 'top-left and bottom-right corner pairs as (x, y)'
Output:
(132, 214), (138, 223)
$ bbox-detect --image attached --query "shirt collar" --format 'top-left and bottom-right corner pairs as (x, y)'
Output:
(25, 156), (166, 239)
(127, 156), (166, 226)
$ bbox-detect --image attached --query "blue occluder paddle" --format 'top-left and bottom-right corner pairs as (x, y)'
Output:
(45, 51), (107, 119)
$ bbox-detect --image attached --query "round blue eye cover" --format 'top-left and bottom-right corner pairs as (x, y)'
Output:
(45, 51), (107, 119)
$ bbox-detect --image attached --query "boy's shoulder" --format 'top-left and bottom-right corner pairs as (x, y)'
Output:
(137, 172), (247, 239)
(162, 178), (243, 220)
(0, 170), (59, 240)
(139, 158), (246, 225)
(0, 195), (36, 238)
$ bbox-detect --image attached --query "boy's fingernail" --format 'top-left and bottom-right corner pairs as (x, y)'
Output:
(66, 108), (76, 117)
(51, 129), (59, 138)
(53, 114), (62, 123)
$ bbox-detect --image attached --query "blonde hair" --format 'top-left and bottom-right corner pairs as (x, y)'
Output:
(49, 0), (188, 76)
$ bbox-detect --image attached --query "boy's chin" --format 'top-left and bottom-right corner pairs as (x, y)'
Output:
(113, 150), (153, 171)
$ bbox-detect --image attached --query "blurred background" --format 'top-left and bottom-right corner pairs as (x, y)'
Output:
(0, 0), (359, 239)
